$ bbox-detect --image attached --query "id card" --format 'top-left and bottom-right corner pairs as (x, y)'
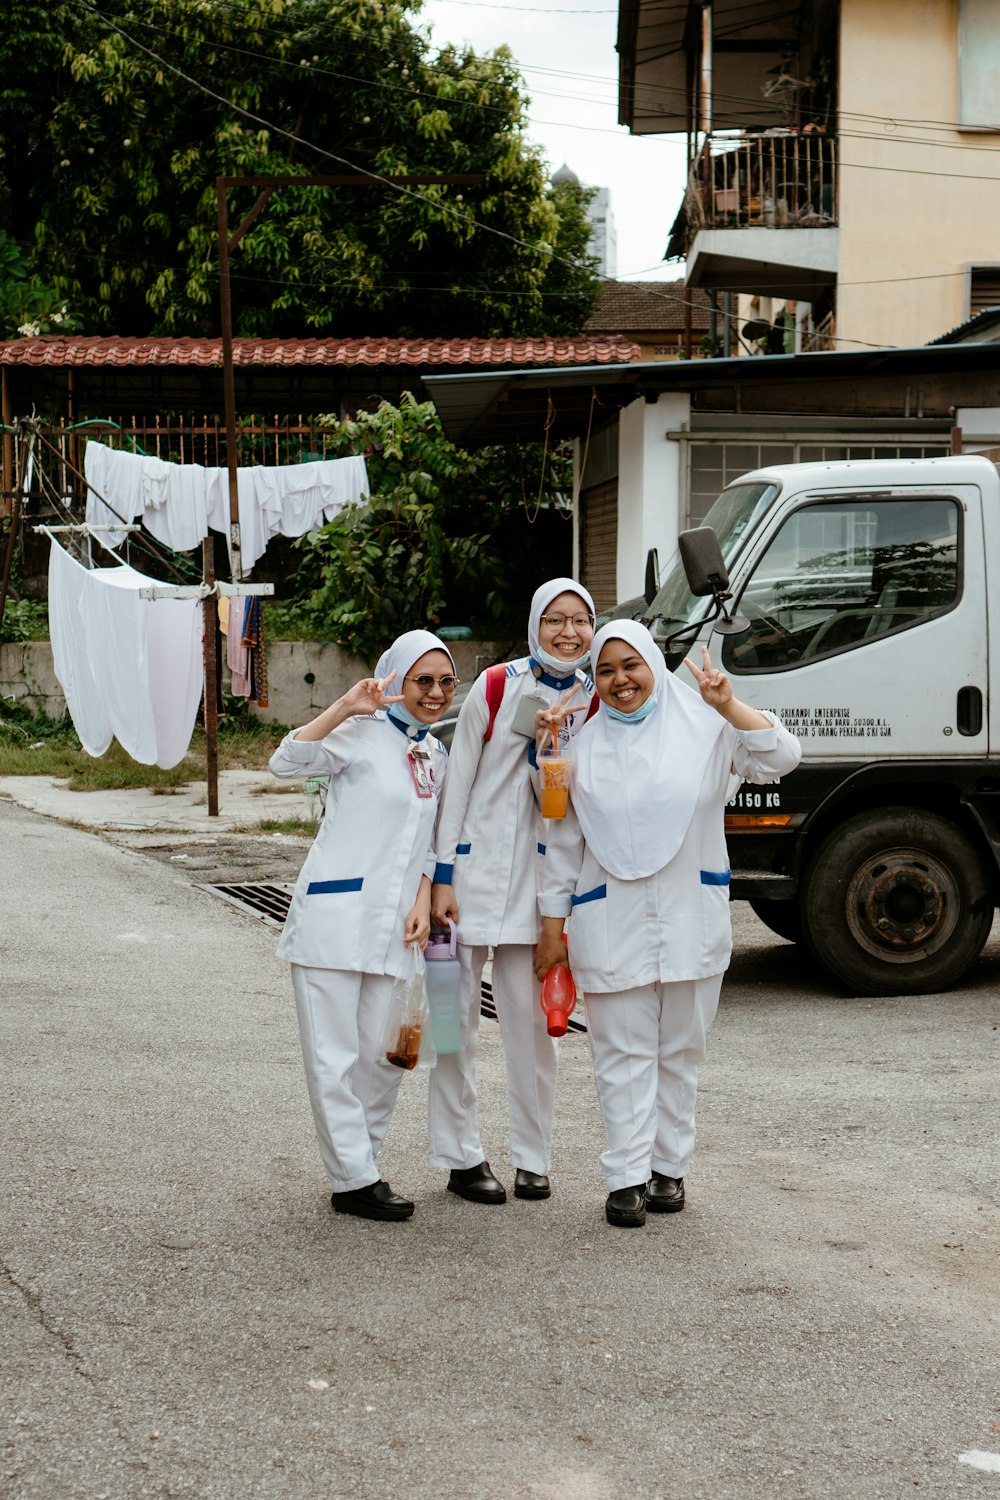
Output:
(511, 690), (549, 738)
(407, 744), (434, 798)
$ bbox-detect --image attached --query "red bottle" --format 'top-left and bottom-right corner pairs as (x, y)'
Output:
(540, 938), (577, 1037)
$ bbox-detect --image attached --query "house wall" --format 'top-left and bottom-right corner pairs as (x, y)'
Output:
(837, 0), (1000, 347)
(615, 392), (691, 599)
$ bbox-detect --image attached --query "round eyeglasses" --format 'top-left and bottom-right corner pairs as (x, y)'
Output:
(539, 613), (595, 630)
(404, 673), (460, 691)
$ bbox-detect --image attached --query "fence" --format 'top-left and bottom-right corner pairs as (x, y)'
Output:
(20, 415), (342, 514)
(685, 129), (837, 238)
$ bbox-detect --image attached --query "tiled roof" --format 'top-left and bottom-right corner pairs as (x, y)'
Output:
(585, 280), (712, 334)
(0, 334), (641, 368)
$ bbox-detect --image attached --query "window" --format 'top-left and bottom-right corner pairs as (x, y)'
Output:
(722, 497), (960, 673)
(959, 0), (1000, 130)
(686, 440), (950, 527)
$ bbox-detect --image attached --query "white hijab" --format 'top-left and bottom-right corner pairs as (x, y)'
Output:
(571, 620), (726, 880)
(528, 577), (596, 673)
(374, 629), (455, 689)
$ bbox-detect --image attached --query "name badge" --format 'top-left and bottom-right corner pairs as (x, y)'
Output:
(407, 744), (434, 798)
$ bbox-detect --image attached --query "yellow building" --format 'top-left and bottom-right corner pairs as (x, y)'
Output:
(619, 0), (1000, 351)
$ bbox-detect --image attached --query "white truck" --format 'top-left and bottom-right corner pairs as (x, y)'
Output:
(612, 454), (1000, 996)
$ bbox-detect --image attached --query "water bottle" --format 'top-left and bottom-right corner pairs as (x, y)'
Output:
(424, 919), (462, 1055)
(540, 936), (577, 1037)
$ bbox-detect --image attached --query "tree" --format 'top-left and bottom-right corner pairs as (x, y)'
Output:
(0, 0), (599, 339)
(291, 394), (573, 657)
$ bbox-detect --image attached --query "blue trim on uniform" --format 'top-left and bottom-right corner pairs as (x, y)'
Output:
(456, 842), (472, 855)
(385, 710), (430, 742)
(700, 869), (731, 886)
(528, 657), (577, 691)
(433, 863), (454, 885)
(306, 878), (364, 895)
(537, 842), (546, 855)
(571, 884), (607, 906)
(527, 743), (538, 769)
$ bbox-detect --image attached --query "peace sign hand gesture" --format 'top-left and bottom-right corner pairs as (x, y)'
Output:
(683, 644), (734, 714)
(535, 685), (591, 747)
(340, 671), (405, 717)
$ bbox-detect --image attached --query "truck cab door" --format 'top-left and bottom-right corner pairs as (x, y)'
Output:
(710, 486), (986, 758)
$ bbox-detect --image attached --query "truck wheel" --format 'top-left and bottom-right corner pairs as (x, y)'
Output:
(801, 809), (994, 996)
(748, 897), (805, 945)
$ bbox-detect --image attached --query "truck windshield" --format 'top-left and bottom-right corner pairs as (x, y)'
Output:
(647, 480), (778, 628)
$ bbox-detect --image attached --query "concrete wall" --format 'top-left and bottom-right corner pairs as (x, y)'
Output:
(838, 0), (1000, 347)
(616, 392), (691, 599)
(1, 638), (509, 729)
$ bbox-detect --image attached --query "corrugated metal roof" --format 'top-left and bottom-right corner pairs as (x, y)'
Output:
(0, 335), (642, 368)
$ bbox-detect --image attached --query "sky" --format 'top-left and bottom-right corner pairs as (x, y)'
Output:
(416, 0), (691, 281)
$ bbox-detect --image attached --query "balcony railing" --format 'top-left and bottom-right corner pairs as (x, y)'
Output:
(685, 129), (838, 235)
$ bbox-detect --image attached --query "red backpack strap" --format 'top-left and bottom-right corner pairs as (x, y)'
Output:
(483, 663), (508, 743)
(584, 687), (600, 723)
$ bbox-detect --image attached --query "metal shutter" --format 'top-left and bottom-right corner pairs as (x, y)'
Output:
(580, 479), (618, 611)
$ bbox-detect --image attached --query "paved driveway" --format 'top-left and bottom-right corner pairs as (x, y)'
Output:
(2, 799), (998, 1499)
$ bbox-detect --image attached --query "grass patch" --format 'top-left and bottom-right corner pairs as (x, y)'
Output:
(0, 699), (289, 782)
(244, 817), (316, 837)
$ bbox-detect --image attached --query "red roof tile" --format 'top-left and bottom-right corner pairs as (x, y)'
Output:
(1, 335), (641, 368)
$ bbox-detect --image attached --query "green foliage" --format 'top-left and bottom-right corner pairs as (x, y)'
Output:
(0, 597), (49, 644)
(0, 229), (77, 338)
(291, 393), (571, 659)
(0, 0), (599, 338)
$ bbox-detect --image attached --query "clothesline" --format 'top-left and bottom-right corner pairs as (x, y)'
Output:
(84, 439), (370, 573)
(33, 525), (274, 600)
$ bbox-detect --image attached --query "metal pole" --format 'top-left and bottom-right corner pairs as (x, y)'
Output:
(0, 422), (34, 629)
(202, 535), (220, 818)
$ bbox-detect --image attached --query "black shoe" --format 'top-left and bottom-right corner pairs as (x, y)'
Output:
(514, 1169), (551, 1200)
(331, 1180), (414, 1221)
(605, 1184), (647, 1227)
(646, 1172), (685, 1214)
(447, 1161), (507, 1204)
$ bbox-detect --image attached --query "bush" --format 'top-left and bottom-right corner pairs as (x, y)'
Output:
(291, 394), (572, 659)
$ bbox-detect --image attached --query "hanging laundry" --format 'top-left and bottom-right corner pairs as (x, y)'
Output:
(48, 537), (204, 769)
(242, 596), (269, 708)
(228, 595), (253, 698)
(84, 440), (369, 571)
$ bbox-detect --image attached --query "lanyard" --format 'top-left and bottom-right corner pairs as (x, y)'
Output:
(407, 743), (434, 798)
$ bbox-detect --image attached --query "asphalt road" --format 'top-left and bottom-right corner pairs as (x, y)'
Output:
(2, 798), (998, 1500)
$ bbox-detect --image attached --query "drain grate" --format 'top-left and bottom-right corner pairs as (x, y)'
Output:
(198, 881), (294, 928)
(200, 882), (587, 1032)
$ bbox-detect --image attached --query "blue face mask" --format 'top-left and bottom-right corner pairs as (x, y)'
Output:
(604, 695), (658, 725)
(534, 643), (590, 675)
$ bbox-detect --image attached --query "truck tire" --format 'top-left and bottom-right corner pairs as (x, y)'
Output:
(748, 897), (805, 945)
(801, 809), (994, 996)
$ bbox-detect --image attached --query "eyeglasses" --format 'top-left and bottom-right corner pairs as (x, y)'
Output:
(539, 613), (595, 630)
(404, 674), (460, 691)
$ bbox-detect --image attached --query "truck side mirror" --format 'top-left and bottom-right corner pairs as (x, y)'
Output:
(678, 527), (730, 595)
(644, 547), (660, 606)
(678, 526), (749, 636)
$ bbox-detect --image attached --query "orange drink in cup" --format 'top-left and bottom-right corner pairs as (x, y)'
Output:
(538, 738), (571, 819)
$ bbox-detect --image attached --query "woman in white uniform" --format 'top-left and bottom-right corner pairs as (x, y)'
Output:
(534, 620), (801, 1228)
(429, 578), (596, 1204)
(269, 629), (456, 1222)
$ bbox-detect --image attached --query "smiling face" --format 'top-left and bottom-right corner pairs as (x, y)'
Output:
(595, 637), (656, 714)
(536, 591), (594, 663)
(400, 649), (457, 724)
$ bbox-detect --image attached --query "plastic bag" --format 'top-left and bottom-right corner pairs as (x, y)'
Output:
(383, 945), (436, 1070)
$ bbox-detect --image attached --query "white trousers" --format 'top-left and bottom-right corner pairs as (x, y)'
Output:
(585, 975), (723, 1191)
(427, 943), (558, 1175)
(290, 965), (407, 1194)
